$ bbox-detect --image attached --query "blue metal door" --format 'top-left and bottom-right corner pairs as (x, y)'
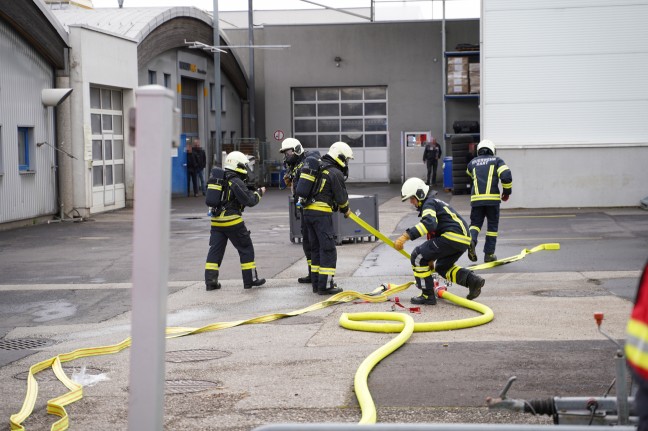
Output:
(171, 134), (188, 196)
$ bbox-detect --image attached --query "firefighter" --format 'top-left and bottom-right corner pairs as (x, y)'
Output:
(394, 177), (485, 304)
(466, 139), (513, 263)
(626, 260), (648, 430)
(302, 141), (353, 295)
(280, 137), (319, 284)
(204, 151), (266, 290)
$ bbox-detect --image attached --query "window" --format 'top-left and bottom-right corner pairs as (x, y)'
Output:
(209, 83), (215, 111)
(18, 127), (34, 171)
(292, 86), (388, 148)
(148, 70), (157, 85)
(221, 85), (227, 113)
(90, 86), (125, 187)
(164, 73), (171, 89)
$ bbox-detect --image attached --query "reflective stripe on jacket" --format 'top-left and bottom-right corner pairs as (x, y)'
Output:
(405, 194), (471, 246)
(626, 262), (648, 381)
(304, 158), (349, 214)
(211, 172), (261, 227)
(466, 155), (512, 206)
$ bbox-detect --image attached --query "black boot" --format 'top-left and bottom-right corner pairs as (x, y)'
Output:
(466, 272), (485, 300)
(298, 267), (312, 284)
(317, 275), (342, 295)
(467, 240), (478, 262)
(411, 290), (437, 305)
(484, 253), (497, 263)
(206, 279), (221, 291)
(244, 278), (266, 289)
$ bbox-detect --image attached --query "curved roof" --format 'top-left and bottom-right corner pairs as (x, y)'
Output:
(52, 6), (212, 42)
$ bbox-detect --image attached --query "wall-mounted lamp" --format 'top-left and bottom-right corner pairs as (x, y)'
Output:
(41, 88), (73, 107)
(334, 56), (342, 67)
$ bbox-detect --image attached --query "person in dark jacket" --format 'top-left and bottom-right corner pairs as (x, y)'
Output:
(186, 142), (199, 197)
(422, 137), (442, 186)
(626, 260), (648, 431)
(204, 151), (266, 291)
(301, 141), (353, 295)
(394, 177), (485, 304)
(466, 139), (513, 263)
(280, 137), (320, 285)
(193, 138), (207, 196)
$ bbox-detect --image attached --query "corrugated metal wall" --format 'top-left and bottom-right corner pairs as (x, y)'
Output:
(482, 0), (648, 146)
(0, 18), (58, 223)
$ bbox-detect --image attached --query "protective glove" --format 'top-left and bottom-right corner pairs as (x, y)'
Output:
(343, 209), (351, 219)
(257, 187), (266, 197)
(501, 194), (509, 202)
(283, 175), (293, 187)
(394, 232), (410, 250)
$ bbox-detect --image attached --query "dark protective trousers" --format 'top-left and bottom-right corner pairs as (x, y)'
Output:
(205, 221), (258, 287)
(426, 159), (439, 185)
(303, 211), (336, 291)
(411, 236), (474, 292)
(469, 204), (500, 255)
(298, 209), (313, 275)
(187, 169), (199, 196)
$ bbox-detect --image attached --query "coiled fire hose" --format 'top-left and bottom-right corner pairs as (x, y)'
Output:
(10, 214), (558, 430)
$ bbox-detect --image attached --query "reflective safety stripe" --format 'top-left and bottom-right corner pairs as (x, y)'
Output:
(414, 222), (428, 237)
(319, 267), (336, 276)
(211, 217), (243, 227)
(207, 183), (222, 191)
(442, 207), (469, 236)
(305, 201), (333, 212)
(301, 173), (317, 182)
(445, 265), (461, 283)
(311, 265), (320, 274)
(486, 231), (498, 237)
(471, 194), (500, 202)
(502, 183), (512, 190)
(413, 265), (432, 278)
(422, 209), (436, 218)
(241, 262), (256, 270)
(485, 165), (495, 195)
(470, 226), (481, 233)
(441, 232), (472, 245)
(205, 263), (219, 270)
(626, 318), (648, 374)
(497, 165), (510, 176)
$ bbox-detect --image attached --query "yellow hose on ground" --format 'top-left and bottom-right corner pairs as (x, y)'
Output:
(9, 282), (414, 431)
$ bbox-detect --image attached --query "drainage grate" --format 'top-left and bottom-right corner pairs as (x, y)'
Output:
(0, 338), (55, 351)
(165, 379), (221, 395)
(533, 289), (608, 298)
(166, 349), (231, 363)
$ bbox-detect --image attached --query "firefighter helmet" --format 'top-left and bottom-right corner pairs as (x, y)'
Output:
(401, 177), (430, 202)
(477, 139), (496, 156)
(280, 138), (303, 156)
(327, 141), (354, 167)
(224, 151), (249, 175)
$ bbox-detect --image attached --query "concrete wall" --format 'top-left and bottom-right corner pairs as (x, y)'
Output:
(225, 20), (479, 183)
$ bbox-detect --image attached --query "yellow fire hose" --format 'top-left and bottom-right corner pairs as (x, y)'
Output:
(10, 214), (559, 430)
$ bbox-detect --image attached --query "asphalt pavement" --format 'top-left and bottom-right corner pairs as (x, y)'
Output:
(1, 183), (646, 430)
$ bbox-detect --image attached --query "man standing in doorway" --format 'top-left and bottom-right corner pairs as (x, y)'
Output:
(423, 137), (442, 186)
(186, 141), (199, 197)
(193, 138), (207, 196)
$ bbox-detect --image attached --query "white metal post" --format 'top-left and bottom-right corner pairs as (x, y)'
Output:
(128, 85), (175, 431)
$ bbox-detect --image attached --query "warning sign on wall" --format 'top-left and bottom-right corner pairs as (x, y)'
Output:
(273, 130), (285, 141)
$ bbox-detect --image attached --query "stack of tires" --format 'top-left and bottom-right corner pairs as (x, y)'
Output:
(450, 135), (476, 195)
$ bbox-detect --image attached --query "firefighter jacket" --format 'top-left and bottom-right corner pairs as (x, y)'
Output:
(626, 261), (648, 383)
(405, 193), (472, 246)
(466, 154), (513, 206)
(211, 171), (262, 227)
(304, 156), (349, 214)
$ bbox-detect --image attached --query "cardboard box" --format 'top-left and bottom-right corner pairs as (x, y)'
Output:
(448, 77), (469, 86)
(447, 71), (468, 80)
(447, 56), (469, 66)
(448, 83), (470, 94)
(469, 63), (480, 73)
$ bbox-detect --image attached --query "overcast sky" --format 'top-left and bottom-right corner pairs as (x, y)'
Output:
(90, 0), (480, 19)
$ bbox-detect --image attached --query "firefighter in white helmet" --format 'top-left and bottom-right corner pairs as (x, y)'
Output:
(395, 177), (485, 304)
(466, 139), (513, 263)
(280, 137), (321, 284)
(301, 141), (353, 295)
(204, 151), (266, 290)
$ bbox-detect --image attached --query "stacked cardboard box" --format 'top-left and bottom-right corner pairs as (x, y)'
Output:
(447, 57), (469, 94)
(469, 63), (480, 94)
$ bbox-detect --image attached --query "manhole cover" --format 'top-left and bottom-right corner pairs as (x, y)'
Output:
(165, 379), (221, 395)
(14, 366), (105, 381)
(166, 349), (231, 363)
(534, 289), (608, 298)
(0, 338), (56, 351)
